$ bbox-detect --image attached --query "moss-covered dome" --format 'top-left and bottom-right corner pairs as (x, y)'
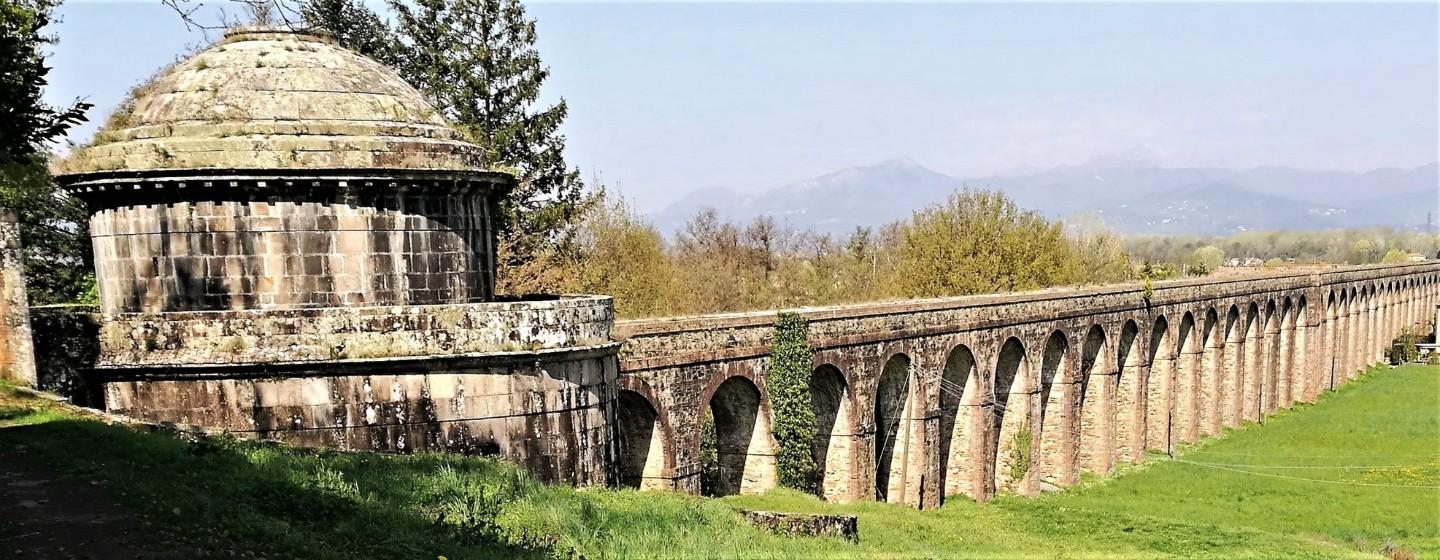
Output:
(55, 26), (483, 176)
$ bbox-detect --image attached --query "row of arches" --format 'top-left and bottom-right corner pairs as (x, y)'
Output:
(614, 274), (1440, 506)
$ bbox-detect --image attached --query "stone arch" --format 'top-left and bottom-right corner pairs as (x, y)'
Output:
(1145, 315), (1172, 452)
(1199, 308), (1223, 436)
(1241, 302), (1262, 423)
(702, 375), (777, 497)
(1364, 284), (1374, 364)
(1296, 295), (1313, 401)
(939, 344), (985, 500)
(991, 337), (1035, 494)
(1338, 289), (1353, 381)
(1321, 291), (1336, 393)
(1260, 300), (1279, 417)
(1174, 311), (1199, 443)
(1222, 305), (1244, 428)
(1077, 324), (1113, 475)
(1278, 297), (1296, 408)
(616, 388), (671, 490)
(810, 364), (855, 502)
(874, 353), (917, 503)
(1036, 331), (1070, 486)
(1347, 286), (1362, 379)
(1115, 319), (1145, 463)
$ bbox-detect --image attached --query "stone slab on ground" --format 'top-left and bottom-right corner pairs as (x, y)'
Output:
(740, 509), (859, 542)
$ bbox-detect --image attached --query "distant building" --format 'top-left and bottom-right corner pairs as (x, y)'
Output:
(1409, 252), (1427, 262)
(1243, 257), (1264, 267)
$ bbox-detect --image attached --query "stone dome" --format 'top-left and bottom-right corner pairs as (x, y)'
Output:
(55, 26), (484, 177)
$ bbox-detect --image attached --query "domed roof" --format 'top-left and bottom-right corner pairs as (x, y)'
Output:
(55, 26), (485, 177)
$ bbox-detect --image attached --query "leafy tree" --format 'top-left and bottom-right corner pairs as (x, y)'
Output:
(1381, 248), (1411, 264)
(896, 190), (1076, 297)
(0, 0), (93, 303)
(1349, 239), (1380, 264)
(1187, 245), (1225, 275)
(303, 0), (595, 294)
(568, 197), (675, 318)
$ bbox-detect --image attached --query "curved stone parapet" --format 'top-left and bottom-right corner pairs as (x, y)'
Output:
(100, 342), (620, 486)
(97, 295), (614, 366)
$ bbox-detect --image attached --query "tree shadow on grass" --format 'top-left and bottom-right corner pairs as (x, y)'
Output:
(0, 418), (551, 560)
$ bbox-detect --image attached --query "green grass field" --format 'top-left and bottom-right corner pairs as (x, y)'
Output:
(1, 364), (1436, 559)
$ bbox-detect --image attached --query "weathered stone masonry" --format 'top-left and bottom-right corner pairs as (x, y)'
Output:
(612, 263), (1440, 508)
(0, 210), (37, 387)
(6, 23), (1439, 504)
(36, 26), (623, 487)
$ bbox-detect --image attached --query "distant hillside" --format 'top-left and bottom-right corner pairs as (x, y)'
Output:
(652, 160), (1439, 237)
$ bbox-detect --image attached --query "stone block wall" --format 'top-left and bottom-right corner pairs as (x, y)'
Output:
(30, 305), (101, 404)
(104, 345), (619, 485)
(88, 186), (500, 314)
(0, 209), (36, 387)
(97, 295), (614, 366)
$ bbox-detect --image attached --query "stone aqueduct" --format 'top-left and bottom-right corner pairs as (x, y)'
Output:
(611, 263), (1440, 508)
(0, 27), (1436, 511)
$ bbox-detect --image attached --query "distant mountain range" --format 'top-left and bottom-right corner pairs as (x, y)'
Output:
(651, 159), (1440, 237)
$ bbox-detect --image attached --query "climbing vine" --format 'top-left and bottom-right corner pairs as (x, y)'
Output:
(768, 312), (817, 491)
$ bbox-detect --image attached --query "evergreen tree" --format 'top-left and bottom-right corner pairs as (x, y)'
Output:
(303, 0), (595, 294)
(1, 0), (89, 163)
(298, 0), (399, 62)
(0, 0), (93, 304)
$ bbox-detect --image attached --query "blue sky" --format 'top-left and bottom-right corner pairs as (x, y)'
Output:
(43, 1), (1440, 211)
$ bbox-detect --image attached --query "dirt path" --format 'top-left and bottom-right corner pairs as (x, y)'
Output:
(0, 442), (195, 559)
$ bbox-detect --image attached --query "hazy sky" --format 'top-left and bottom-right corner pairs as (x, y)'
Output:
(43, 1), (1440, 211)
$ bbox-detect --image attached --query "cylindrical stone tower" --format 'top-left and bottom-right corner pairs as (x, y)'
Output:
(56, 26), (507, 313)
(53, 26), (619, 486)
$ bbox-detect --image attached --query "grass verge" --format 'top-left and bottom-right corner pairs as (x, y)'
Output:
(2, 364), (1436, 559)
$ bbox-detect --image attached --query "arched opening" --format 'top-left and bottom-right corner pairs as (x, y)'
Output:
(1036, 331), (1069, 486)
(1293, 295), (1310, 403)
(939, 345), (983, 500)
(1077, 325), (1111, 475)
(1324, 292), (1337, 392)
(702, 376), (776, 497)
(1241, 302), (1262, 423)
(1222, 305), (1243, 428)
(1278, 298), (1296, 409)
(1174, 312), (1198, 443)
(1372, 285), (1382, 364)
(1346, 288), (1360, 379)
(1338, 290), (1353, 382)
(1145, 316), (1172, 452)
(810, 365), (853, 502)
(992, 337), (1034, 494)
(1115, 320), (1144, 463)
(1260, 301), (1279, 417)
(1200, 308), (1222, 436)
(616, 390), (668, 490)
(874, 354), (916, 503)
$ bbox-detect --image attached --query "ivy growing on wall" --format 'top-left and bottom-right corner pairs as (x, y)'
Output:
(768, 312), (817, 491)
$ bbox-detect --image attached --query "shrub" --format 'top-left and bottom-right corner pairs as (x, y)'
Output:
(1009, 426), (1033, 484)
(1387, 328), (1420, 365)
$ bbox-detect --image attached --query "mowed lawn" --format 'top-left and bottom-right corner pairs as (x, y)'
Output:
(726, 363), (1440, 559)
(1, 364), (1436, 559)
